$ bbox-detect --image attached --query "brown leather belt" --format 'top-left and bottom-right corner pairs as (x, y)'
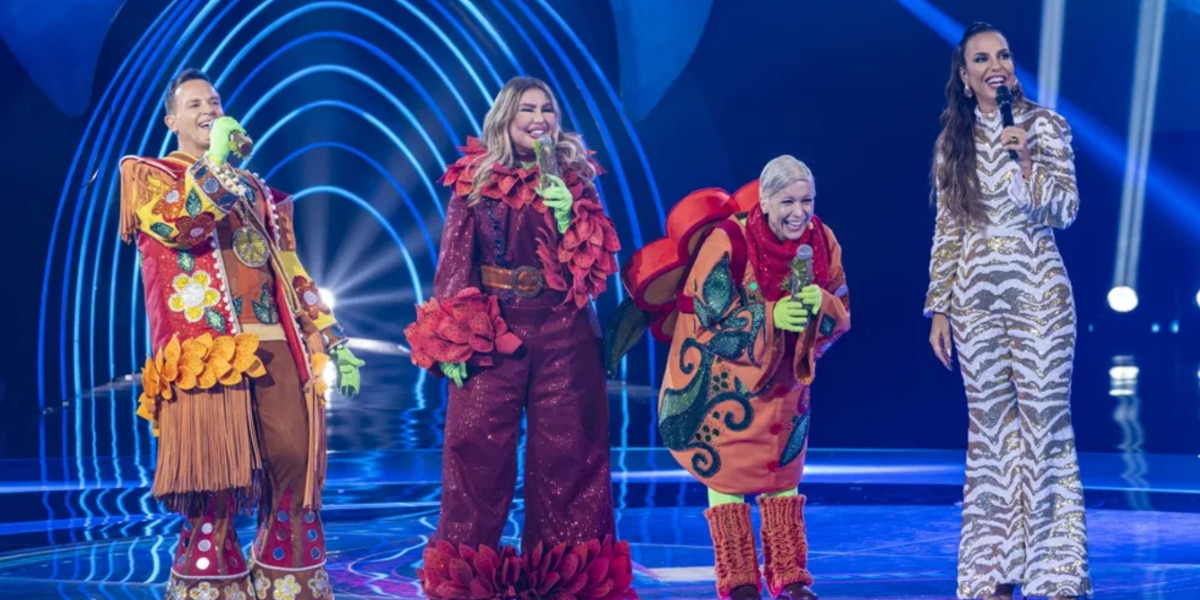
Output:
(480, 265), (546, 299)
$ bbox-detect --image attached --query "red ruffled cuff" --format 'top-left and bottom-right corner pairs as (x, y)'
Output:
(418, 541), (522, 600)
(536, 199), (621, 309)
(522, 535), (637, 600)
(403, 287), (522, 372)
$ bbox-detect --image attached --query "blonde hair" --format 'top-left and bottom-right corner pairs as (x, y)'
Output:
(468, 76), (595, 205)
(759, 154), (815, 207)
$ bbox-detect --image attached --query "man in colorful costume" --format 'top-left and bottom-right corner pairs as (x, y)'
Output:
(608, 156), (850, 600)
(119, 68), (364, 599)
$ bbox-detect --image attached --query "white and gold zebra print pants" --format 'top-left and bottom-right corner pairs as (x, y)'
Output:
(951, 306), (1091, 599)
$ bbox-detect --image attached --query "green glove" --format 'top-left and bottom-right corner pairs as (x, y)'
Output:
(332, 346), (365, 397)
(440, 361), (467, 388)
(797, 284), (823, 313)
(537, 174), (574, 233)
(772, 296), (809, 332)
(206, 116), (247, 166)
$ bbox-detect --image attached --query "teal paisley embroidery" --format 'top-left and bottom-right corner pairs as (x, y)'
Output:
(779, 412), (810, 468)
(658, 252), (767, 479)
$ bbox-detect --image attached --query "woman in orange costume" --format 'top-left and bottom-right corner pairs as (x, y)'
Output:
(618, 155), (849, 600)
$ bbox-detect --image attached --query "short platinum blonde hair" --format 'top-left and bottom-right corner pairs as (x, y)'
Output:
(759, 155), (815, 206)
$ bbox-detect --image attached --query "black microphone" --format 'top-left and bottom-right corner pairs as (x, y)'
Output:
(996, 85), (1018, 160)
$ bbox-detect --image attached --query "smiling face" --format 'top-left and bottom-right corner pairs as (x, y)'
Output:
(959, 30), (1015, 112)
(508, 87), (558, 158)
(164, 78), (223, 157)
(763, 179), (815, 241)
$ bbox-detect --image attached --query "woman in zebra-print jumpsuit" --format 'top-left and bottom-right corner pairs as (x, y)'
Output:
(924, 23), (1091, 600)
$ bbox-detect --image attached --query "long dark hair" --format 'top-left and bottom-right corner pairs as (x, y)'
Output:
(932, 22), (1028, 224)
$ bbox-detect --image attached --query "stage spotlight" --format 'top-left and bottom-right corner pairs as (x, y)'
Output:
(319, 287), (337, 310)
(1109, 366), (1139, 381)
(1107, 286), (1138, 312)
(1194, 290), (1200, 308)
(1109, 355), (1138, 396)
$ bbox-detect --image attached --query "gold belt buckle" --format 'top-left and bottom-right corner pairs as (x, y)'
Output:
(511, 266), (545, 299)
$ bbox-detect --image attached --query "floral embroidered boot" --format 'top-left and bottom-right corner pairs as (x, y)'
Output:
(249, 487), (333, 599)
(165, 497), (253, 600)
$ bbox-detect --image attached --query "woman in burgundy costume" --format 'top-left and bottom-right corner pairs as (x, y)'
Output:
(404, 76), (637, 600)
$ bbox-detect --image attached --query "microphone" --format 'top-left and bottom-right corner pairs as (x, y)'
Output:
(230, 130), (254, 158)
(534, 136), (559, 187)
(789, 244), (814, 297)
(995, 85), (1017, 160)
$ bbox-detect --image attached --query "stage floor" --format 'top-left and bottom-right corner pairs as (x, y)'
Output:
(0, 449), (1197, 599)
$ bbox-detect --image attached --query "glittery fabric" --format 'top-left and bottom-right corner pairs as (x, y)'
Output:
(421, 144), (630, 597)
(924, 106), (1091, 598)
(435, 300), (616, 552)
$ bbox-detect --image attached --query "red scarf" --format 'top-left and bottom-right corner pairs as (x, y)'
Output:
(744, 207), (830, 302)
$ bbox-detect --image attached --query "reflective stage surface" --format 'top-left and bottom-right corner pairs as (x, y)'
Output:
(5, 353), (1200, 599)
(1, 447), (1198, 599)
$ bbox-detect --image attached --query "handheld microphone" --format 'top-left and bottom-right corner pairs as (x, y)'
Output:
(995, 85), (1018, 160)
(790, 244), (814, 297)
(534, 136), (560, 188)
(230, 130), (254, 158)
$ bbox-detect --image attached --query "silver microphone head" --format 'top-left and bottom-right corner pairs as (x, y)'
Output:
(796, 244), (813, 261)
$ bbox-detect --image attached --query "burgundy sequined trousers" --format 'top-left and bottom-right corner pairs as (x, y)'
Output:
(435, 295), (617, 551)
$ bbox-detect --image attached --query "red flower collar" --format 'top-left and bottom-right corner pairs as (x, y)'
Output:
(439, 137), (619, 309)
(438, 137), (605, 212)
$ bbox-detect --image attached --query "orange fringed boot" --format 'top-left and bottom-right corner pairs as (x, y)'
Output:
(703, 502), (763, 600)
(758, 495), (817, 599)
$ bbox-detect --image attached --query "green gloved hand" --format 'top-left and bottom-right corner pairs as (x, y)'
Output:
(797, 284), (823, 314)
(206, 116), (247, 166)
(332, 346), (365, 397)
(537, 174), (574, 234)
(440, 361), (467, 387)
(772, 296), (810, 332)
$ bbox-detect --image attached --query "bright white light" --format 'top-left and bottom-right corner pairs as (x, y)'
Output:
(1109, 366), (1140, 381)
(321, 357), (338, 400)
(348, 338), (410, 356)
(319, 287), (337, 310)
(1107, 286), (1138, 313)
(1194, 290), (1200, 308)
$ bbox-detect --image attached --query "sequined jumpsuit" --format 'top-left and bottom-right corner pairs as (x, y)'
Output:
(430, 177), (616, 554)
(924, 105), (1091, 598)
